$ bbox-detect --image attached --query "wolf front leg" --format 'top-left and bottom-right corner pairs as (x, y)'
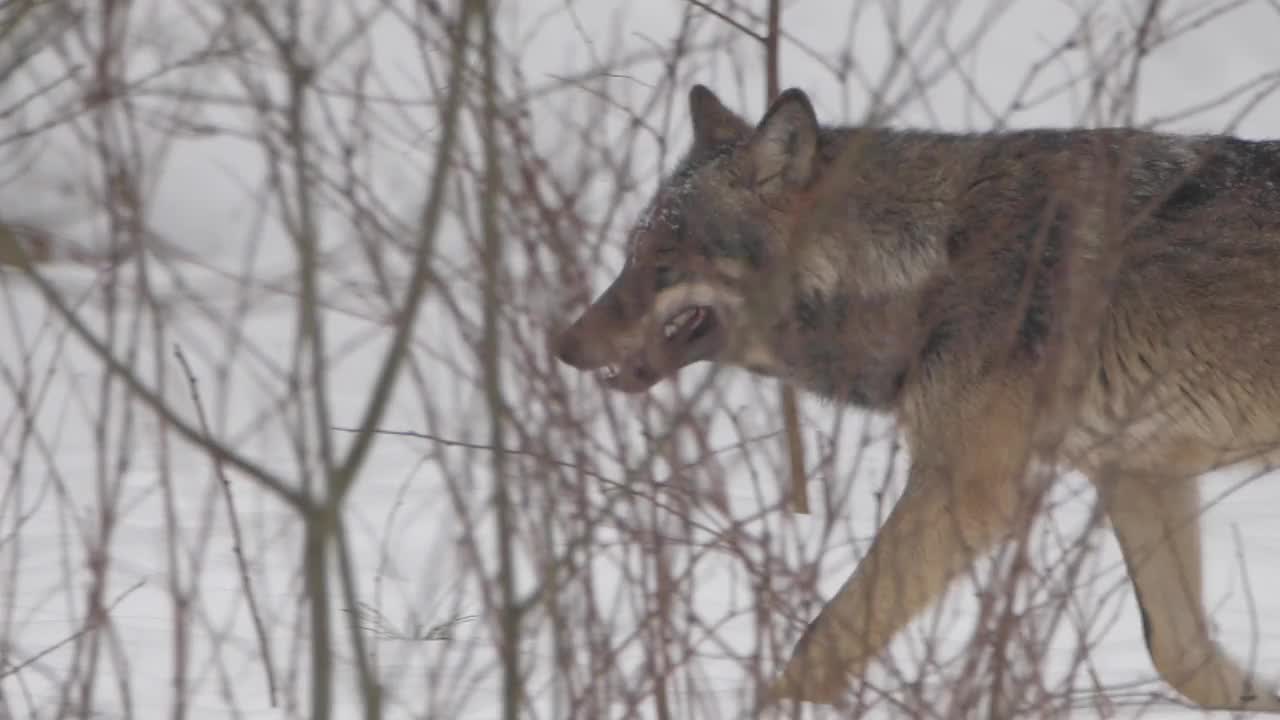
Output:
(1096, 471), (1280, 713)
(767, 393), (1034, 706)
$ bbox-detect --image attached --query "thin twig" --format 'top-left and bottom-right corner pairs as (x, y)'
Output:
(332, 425), (784, 491)
(331, 0), (474, 499)
(686, 0), (766, 43)
(476, 2), (523, 716)
(13, 257), (307, 509)
(1229, 523), (1262, 702)
(0, 579), (146, 680)
(331, 425), (615, 483)
(173, 344), (278, 707)
(764, 0), (809, 515)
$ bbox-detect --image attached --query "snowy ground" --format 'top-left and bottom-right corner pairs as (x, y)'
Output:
(4, 1), (1280, 718)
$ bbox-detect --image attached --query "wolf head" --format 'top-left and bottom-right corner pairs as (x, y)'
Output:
(555, 85), (825, 392)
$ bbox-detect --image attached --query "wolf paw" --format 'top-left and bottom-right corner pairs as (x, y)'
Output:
(1220, 673), (1280, 712)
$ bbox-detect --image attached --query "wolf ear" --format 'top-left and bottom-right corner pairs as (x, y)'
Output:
(749, 88), (819, 193)
(689, 85), (749, 148)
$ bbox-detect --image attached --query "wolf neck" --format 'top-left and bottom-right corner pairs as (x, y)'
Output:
(765, 128), (978, 410)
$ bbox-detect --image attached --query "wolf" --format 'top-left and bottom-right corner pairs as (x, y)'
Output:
(553, 84), (1280, 712)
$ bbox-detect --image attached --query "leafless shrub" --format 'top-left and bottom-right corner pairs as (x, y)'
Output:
(2, 1), (1278, 719)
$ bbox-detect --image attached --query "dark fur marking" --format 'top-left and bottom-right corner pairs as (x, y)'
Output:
(800, 341), (905, 408)
(827, 292), (852, 329)
(793, 288), (852, 333)
(1225, 136), (1274, 177)
(845, 367), (907, 408)
(1177, 381), (1214, 421)
(653, 266), (681, 290)
(845, 382), (871, 406)
(845, 370), (890, 407)
(1019, 129), (1074, 153)
(735, 220), (766, 268)
(1153, 147), (1227, 222)
(1017, 306), (1052, 356)
(699, 217), (765, 268)
(670, 174), (767, 265)
(1160, 177), (1214, 217)
(919, 318), (955, 365)
(1013, 204), (1069, 357)
(946, 228), (971, 259)
(801, 345), (841, 398)
(963, 143), (1073, 360)
(1155, 138), (1280, 221)
(882, 369), (907, 404)
(795, 291), (822, 331)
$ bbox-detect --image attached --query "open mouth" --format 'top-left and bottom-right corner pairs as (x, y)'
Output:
(662, 306), (714, 342)
(598, 304), (723, 391)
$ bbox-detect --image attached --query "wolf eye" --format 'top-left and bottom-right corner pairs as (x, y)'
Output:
(654, 266), (680, 290)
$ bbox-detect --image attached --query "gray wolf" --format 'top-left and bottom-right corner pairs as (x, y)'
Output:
(554, 84), (1280, 712)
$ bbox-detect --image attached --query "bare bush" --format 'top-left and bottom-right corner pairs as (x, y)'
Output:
(2, 1), (1279, 719)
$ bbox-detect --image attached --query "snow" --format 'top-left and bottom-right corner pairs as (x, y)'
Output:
(4, 1), (1280, 718)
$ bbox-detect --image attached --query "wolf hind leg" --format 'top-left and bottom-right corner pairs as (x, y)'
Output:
(1095, 471), (1280, 712)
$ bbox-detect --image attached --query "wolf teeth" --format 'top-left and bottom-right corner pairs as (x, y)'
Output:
(664, 308), (697, 338)
(600, 364), (619, 379)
